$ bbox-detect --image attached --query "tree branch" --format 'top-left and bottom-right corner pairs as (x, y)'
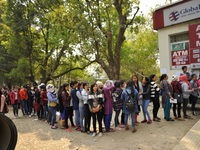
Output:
(53, 60), (96, 79)
(126, 7), (139, 28)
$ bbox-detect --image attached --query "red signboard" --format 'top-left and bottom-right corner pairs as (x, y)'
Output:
(171, 49), (190, 67)
(190, 48), (200, 63)
(189, 23), (200, 49)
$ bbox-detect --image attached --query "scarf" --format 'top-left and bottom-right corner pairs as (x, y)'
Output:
(179, 75), (191, 89)
(172, 75), (179, 82)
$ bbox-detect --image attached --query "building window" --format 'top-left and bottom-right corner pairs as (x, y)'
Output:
(170, 32), (190, 69)
(170, 32), (189, 43)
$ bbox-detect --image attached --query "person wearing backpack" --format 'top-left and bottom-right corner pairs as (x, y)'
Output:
(171, 75), (185, 121)
(141, 77), (152, 124)
(112, 81), (123, 130)
(121, 80), (139, 133)
(190, 74), (200, 116)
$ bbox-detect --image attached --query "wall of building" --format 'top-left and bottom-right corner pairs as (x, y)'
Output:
(158, 19), (200, 81)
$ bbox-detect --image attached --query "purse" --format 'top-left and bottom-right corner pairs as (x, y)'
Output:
(173, 81), (183, 103)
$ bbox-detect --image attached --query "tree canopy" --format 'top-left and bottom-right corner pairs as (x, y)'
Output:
(0, 0), (160, 87)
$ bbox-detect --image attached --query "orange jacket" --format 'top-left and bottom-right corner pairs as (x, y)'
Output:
(19, 89), (28, 101)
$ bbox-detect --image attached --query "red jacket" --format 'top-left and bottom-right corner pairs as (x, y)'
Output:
(19, 89), (28, 101)
(10, 91), (20, 104)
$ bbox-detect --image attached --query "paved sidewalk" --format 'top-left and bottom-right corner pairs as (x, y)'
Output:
(174, 119), (200, 150)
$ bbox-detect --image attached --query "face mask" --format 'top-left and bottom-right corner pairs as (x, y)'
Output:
(14, 90), (17, 92)
(31, 87), (34, 90)
(124, 84), (127, 88)
(100, 87), (103, 90)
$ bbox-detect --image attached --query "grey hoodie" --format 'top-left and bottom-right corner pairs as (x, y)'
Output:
(180, 81), (192, 99)
(190, 80), (199, 98)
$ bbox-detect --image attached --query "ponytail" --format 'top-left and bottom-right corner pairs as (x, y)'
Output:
(160, 74), (167, 82)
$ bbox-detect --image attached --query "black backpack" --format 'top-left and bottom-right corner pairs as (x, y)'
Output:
(125, 90), (135, 110)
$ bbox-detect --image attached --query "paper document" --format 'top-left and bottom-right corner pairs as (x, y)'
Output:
(170, 99), (177, 103)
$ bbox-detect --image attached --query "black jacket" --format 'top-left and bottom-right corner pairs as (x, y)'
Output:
(142, 84), (151, 100)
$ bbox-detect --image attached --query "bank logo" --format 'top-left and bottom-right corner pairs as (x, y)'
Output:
(169, 11), (180, 21)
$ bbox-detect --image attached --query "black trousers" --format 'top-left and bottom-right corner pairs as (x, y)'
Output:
(152, 97), (160, 118)
(65, 107), (74, 129)
(121, 112), (125, 124)
(183, 98), (189, 117)
(69, 106), (75, 126)
(48, 107), (52, 123)
(173, 103), (181, 118)
(84, 104), (91, 132)
(92, 110), (103, 133)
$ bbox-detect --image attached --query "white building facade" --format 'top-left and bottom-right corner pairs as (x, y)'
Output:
(153, 0), (200, 81)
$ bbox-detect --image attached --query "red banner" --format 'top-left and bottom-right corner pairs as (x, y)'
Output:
(189, 23), (200, 49)
(171, 49), (190, 66)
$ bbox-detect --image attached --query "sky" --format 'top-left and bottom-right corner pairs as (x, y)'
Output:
(139, 0), (177, 15)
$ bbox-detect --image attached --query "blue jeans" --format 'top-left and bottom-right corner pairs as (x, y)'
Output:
(43, 106), (48, 120)
(164, 97), (171, 120)
(49, 106), (56, 126)
(124, 112), (135, 128)
(12, 100), (18, 116)
(75, 109), (80, 128)
(142, 100), (151, 120)
(21, 100), (28, 115)
(79, 107), (84, 130)
(105, 106), (112, 132)
(191, 95), (198, 112)
(115, 110), (120, 127)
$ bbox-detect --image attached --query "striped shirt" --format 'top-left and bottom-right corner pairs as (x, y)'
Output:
(150, 82), (160, 98)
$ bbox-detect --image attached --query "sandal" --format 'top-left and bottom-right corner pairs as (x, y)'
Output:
(177, 118), (185, 121)
(184, 115), (193, 119)
(132, 128), (137, 133)
(153, 118), (160, 122)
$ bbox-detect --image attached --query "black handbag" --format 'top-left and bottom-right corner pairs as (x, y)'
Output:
(125, 90), (135, 110)
(173, 81), (183, 103)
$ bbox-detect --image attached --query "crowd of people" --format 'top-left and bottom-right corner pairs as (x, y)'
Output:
(0, 66), (199, 137)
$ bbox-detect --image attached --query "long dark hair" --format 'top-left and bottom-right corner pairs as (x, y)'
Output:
(126, 80), (135, 96)
(90, 83), (97, 94)
(143, 77), (150, 86)
(70, 81), (74, 88)
(113, 81), (120, 91)
(63, 84), (69, 92)
(160, 74), (167, 82)
(150, 74), (156, 82)
(78, 82), (83, 91)
(83, 82), (88, 89)
(132, 75), (139, 92)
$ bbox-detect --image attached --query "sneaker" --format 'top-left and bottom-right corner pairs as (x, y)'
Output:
(51, 125), (58, 129)
(66, 128), (71, 132)
(115, 126), (122, 131)
(92, 132), (97, 137)
(99, 132), (103, 137)
(87, 131), (91, 134)
(141, 120), (147, 123)
(147, 120), (152, 124)
(16, 115), (20, 119)
(76, 128), (80, 131)
(192, 111), (198, 116)
(29, 115), (32, 118)
(72, 125), (76, 128)
(119, 124), (125, 128)
(14, 115), (17, 119)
